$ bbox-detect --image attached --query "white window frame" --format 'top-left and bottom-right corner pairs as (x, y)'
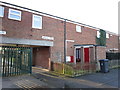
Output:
(8, 9), (21, 21)
(0, 6), (4, 17)
(106, 33), (109, 38)
(32, 14), (42, 29)
(97, 31), (100, 38)
(110, 34), (113, 37)
(76, 25), (82, 32)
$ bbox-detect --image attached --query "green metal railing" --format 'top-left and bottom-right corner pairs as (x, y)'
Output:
(0, 46), (32, 77)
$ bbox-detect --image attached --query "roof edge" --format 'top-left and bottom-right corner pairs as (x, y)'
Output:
(0, 1), (118, 36)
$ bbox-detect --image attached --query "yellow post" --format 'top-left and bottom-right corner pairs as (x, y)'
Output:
(48, 58), (51, 71)
(63, 63), (64, 74)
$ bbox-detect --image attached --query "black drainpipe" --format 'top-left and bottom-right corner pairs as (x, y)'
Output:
(95, 46), (97, 66)
(64, 19), (67, 64)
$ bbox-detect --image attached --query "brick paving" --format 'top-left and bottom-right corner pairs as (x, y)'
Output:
(2, 74), (49, 89)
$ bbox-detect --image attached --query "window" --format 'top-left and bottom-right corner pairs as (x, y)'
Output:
(106, 33), (109, 38)
(8, 9), (21, 21)
(97, 31), (100, 38)
(76, 48), (81, 62)
(76, 25), (81, 32)
(32, 15), (42, 29)
(0, 6), (4, 17)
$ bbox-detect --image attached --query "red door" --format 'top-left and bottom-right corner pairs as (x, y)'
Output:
(84, 48), (90, 63)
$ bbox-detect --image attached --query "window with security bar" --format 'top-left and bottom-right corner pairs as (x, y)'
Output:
(8, 9), (22, 21)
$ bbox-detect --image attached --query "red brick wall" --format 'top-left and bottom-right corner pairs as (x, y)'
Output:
(2, 6), (32, 39)
(2, 5), (65, 63)
(96, 46), (106, 60)
(66, 22), (97, 56)
(96, 46), (106, 70)
(106, 34), (119, 52)
(1, 5), (119, 68)
(33, 47), (50, 69)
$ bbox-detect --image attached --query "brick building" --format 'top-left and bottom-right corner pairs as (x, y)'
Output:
(0, 1), (119, 72)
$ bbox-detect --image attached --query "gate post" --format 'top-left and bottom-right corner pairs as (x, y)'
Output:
(29, 47), (33, 74)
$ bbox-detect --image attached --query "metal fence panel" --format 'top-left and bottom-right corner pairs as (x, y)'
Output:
(106, 52), (120, 60)
(0, 46), (32, 77)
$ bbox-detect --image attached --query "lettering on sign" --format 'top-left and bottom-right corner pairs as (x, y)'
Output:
(0, 31), (6, 34)
(42, 36), (54, 40)
(66, 40), (75, 42)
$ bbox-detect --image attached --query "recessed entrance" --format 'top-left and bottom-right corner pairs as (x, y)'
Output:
(32, 46), (50, 69)
(74, 45), (96, 64)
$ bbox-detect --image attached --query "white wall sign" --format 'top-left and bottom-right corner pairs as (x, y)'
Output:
(83, 46), (92, 48)
(0, 31), (6, 34)
(66, 56), (71, 62)
(42, 36), (54, 40)
(66, 40), (75, 42)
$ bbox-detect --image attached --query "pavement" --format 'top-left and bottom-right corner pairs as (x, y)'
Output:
(2, 67), (119, 89)
(32, 68), (119, 88)
(75, 68), (119, 88)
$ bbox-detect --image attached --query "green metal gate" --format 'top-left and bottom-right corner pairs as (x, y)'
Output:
(0, 46), (32, 77)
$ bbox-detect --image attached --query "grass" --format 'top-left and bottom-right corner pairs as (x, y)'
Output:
(110, 65), (120, 69)
(50, 68), (96, 77)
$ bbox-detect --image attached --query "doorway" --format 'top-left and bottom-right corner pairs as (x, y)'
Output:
(76, 48), (81, 62)
(84, 48), (90, 63)
(32, 46), (50, 69)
